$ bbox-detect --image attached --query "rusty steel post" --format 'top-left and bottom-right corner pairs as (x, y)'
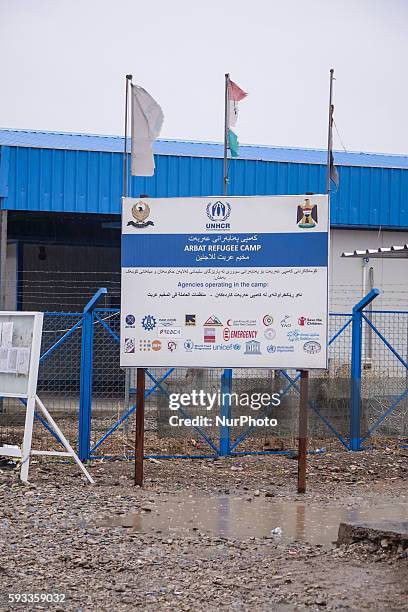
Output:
(134, 367), (145, 486)
(297, 370), (309, 494)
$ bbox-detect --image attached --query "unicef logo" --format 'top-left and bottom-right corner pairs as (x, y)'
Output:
(206, 201), (231, 222)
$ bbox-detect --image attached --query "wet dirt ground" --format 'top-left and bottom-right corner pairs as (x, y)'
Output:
(1, 448), (408, 611)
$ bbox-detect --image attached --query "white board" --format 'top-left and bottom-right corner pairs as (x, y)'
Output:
(120, 195), (329, 369)
(0, 311), (94, 484)
(0, 312), (43, 398)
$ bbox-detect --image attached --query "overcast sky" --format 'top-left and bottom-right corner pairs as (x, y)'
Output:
(1, 0), (407, 155)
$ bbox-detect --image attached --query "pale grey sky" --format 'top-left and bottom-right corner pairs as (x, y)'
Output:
(1, 0), (407, 154)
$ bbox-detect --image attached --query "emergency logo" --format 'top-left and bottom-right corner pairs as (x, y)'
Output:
(223, 328), (257, 341)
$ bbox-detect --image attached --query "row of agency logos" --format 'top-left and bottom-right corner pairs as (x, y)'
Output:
(127, 198), (319, 232)
(123, 337), (322, 356)
(124, 313), (324, 332)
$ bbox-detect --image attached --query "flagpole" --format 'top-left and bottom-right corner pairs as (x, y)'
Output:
(223, 73), (229, 196)
(123, 74), (133, 197)
(326, 68), (334, 194)
(222, 73), (232, 445)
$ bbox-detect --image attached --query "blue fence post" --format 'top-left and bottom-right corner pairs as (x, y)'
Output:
(78, 288), (107, 461)
(350, 289), (379, 451)
(219, 368), (233, 456)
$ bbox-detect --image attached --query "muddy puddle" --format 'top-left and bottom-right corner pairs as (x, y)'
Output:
(98, 495), (408, 546)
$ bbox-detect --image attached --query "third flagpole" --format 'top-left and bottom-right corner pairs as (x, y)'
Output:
(326, 68), (334, 194)
(223, 73), (229, 196)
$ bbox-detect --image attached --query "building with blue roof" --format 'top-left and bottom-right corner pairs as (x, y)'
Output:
(0, 128), (407, 312)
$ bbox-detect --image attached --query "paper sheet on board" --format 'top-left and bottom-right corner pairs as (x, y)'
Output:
(16, 348), (30, 375)
(1, 322), (13, 348)
(7, 348), (18, 373)
(0, 348), (8, 373)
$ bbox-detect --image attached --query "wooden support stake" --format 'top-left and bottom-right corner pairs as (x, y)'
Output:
(297, 370), (309, 494)
(134, 367), (145, 486)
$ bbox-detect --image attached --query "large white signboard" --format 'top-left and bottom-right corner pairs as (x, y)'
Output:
(120, 195), (329, 369)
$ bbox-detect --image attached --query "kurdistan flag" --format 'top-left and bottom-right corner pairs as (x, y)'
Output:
(228, 79), (247, 157)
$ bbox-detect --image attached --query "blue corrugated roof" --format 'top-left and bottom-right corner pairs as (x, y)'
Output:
(1, 128), (408, 227)
(1, 128), (408, 169)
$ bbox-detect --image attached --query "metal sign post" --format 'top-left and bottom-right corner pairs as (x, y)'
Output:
(297, 370), (309, 493)
(134, 367), (145, 485)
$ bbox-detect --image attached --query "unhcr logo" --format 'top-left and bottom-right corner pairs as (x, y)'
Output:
(206, 201), (231, 229)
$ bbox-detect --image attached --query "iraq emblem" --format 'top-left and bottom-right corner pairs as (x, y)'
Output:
(297, 198), (318, 229)
(127, 201), (154, 228)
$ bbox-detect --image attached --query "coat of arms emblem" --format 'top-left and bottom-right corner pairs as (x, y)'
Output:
(297, 198), (318, 229)
(127, 201), (154, 228)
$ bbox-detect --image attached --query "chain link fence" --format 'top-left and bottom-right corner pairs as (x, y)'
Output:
(1, 308), (407, 460)
(361, 311), (408, 442)
(89, 311), (357, 458)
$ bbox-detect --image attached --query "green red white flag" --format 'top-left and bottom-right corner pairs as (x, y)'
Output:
(228, 79), (247, 157)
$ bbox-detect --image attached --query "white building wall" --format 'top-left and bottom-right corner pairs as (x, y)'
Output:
(330, 229), (408, 313)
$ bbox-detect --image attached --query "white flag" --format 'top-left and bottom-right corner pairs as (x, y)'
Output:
(131, 84), (164, 177)
(228, 100), (239, 127)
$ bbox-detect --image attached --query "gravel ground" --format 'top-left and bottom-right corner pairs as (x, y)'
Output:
(1, 448), (408, 611)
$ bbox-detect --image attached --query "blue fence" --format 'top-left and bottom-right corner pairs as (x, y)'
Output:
(3, 288), (404, 461)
